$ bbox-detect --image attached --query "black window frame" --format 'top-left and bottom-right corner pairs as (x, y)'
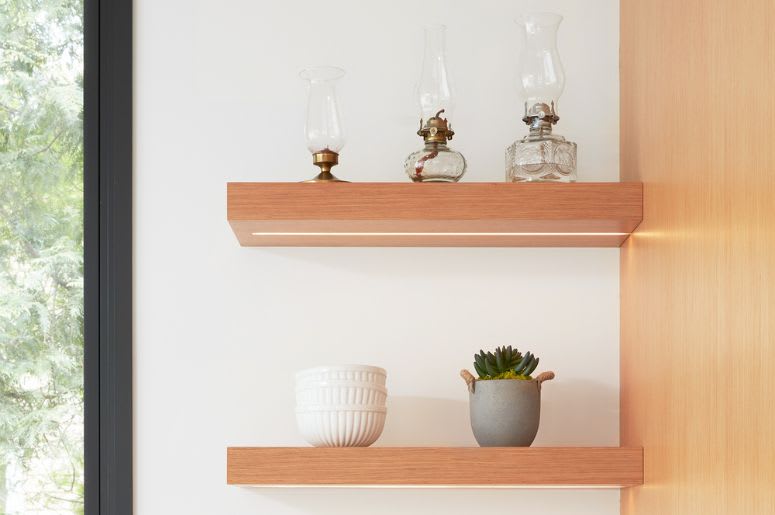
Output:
(83, 0), (133, 513)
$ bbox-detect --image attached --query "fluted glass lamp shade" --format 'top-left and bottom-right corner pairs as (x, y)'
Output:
(404, 25), (466, 183)
(506, 13), (577, 183)
(300, 66), (347, 182)
(519, 13), (565, 111)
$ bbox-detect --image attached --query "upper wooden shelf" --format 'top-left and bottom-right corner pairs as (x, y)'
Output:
(227, 446), (643, 487)
(227, 182), (642, 247)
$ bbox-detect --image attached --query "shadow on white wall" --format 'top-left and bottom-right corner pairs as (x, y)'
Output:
(379, 396), (472, 446)
(378, 380), (618, 448)
(537, 379), (619, 445)
(249, 487), (619, 515)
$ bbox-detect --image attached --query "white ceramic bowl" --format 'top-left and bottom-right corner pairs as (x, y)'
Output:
(296, 365), (386, 388)
(295, 406), (387, 447)
(296, 382), (388, 406)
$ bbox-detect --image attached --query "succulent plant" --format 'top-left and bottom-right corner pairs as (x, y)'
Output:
(473, 346), (540, 380)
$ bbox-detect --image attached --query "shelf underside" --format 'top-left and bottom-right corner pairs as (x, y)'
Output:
(227, 182), (643, 247)
(227, 447), (644, 488)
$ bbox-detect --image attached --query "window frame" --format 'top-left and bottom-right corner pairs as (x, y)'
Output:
(83, 0), (133, 513)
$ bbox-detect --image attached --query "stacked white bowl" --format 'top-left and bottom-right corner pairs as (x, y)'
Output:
(295, 365), (387, 447)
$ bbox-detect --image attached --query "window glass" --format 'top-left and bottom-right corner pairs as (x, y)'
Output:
(0, 0), (84, 512)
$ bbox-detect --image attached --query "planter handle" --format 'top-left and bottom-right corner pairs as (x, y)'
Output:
(535, 371), (555, 390)
(460, 369), (476, 393)
(462, 369), (554, 393)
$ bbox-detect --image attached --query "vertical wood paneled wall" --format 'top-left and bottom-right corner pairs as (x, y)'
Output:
(620, 0), (775, 513)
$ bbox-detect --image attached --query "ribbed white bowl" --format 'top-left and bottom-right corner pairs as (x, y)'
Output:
(296, 382), (388, 407)
(296, 365), (386, 388)
(295, 406), (387, 448)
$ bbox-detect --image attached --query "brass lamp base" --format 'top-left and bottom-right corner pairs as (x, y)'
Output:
(303, 150), (348, 183)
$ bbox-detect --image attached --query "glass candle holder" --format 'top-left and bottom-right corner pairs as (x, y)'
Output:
(300, 66), (347, 182)
(506, 13), (577, 182)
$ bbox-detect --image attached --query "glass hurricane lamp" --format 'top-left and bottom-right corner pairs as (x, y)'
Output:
(300, 66), (348, 182)
(506, 13), (577, 182)
(404, 25), (466, 183)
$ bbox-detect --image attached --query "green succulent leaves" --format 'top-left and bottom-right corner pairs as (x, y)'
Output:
(473, 346), (540, 380)
(474, 345), (520, 378)
(515, 352), (539, 377)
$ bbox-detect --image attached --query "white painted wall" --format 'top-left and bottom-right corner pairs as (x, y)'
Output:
(134, 0), (620, 513)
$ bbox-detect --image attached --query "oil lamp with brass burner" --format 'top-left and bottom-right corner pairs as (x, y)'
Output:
(300, 66), (347, 182)
(506, 13), (577, 182)
(405, 109), (465, 183)
(404, 25), (466, 183)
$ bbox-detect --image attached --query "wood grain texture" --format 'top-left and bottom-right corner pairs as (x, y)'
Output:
(620, 0), (775, 513)
(227, 182), (642, 247)
(227, 447), (643, 487)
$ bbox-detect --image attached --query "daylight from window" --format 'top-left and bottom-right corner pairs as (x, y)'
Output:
(0, 0), (85, 513)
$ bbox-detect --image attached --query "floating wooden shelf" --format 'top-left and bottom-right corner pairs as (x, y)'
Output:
(227, 447), (643, 488)
(227, 182), (643, 247)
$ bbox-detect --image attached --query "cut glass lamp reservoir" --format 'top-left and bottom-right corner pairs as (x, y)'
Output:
(506, 13), (577, 182)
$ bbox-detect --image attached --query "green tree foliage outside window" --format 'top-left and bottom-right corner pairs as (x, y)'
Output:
(0, 0), (85, 512)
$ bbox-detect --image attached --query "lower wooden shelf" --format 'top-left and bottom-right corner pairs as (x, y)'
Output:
(227, 447), (643, 488)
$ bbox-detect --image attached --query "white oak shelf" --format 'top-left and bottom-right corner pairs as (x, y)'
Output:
(226, 446), (644, 488)
(227, 182), (643, 247)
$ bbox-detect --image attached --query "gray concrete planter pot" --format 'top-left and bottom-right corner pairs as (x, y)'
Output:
(460, 370), (555, 447)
